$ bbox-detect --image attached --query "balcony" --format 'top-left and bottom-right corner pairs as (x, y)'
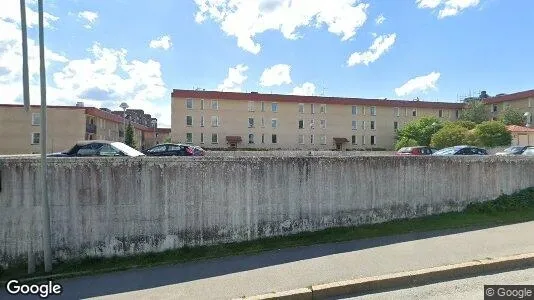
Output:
(86, 123), (97, 134)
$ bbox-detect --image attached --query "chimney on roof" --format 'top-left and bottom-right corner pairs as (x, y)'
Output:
(76, 102), (84, 107)
(251, 91), (258, 94)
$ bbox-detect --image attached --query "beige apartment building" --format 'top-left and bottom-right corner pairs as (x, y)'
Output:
(0, 104), (158, 155)
(170, 90), (466, 150)
(483, 89), (534, 125)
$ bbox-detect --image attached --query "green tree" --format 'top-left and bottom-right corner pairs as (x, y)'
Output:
(473, 121), (512, 147)
(430, 125), (470, 149)
(395, 116), (442, 149)
(453, 120), (477, 130)
(125, 123), (136, 148)
(499, 106), (525, 126)
(460, 100), (488, 124)
(164, 137), (171, 143)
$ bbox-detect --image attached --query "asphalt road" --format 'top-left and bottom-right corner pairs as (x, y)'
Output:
(342, 268), (534, 300)
(2, 222), (534, 300)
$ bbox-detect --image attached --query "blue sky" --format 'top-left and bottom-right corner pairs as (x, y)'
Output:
(1, 0), (533, 126)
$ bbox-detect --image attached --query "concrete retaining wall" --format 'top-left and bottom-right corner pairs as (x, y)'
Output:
(1, 156), (533, 268)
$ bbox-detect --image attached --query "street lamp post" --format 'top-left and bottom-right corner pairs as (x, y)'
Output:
(119, 102), (128, 142)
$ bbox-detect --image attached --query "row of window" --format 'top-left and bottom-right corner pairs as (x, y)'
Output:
(185, 98), (461, 118)
(184, 133), (377, 146)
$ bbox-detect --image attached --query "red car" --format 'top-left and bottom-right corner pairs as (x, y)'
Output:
(396, 146), (434, 156)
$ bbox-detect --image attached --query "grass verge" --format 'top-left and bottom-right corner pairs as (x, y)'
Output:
(1, 187), (534, 284)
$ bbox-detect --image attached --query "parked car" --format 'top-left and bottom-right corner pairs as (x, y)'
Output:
(495, 146), (532, 156)
(432, 145), (488, 156)
(48, 140), (145, 157)
(521, 147), (534, 156)
(143, 143), (206, 156)
(396, 146), (434, 156)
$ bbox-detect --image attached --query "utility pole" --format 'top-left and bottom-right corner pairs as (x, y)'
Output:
(20, 0), (30, 111)
(38, 0), (52, 273)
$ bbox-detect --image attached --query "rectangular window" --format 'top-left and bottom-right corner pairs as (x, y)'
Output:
(31, 113), (40, 126)
(211, 100), (219, 110)
(298, 134), (304, 144)
(455, 109), (460, 119)
(394, 107), (400, 117)
(261, 117), (265, 127)
(370, 106), (376, 116)
(311, 103), (315, 114)
(298, 119), (304, 129)
(248, 133), (255, 144)
(200, 99), (204, 110)
(272, 134), (277, 144)
(186, 133), (193, 143)
(200, 133), (204, 144)
(211, 133), (218, 144)
(352, 120), (357, 130)
(320, 119), (326, 129)
(371, 135), (376, 145)
(351, 135), (357, 145)
(362, 120), (366, 130)
(211, 116), (219, 127)
(261, 101), (265, 112)
(31, 132), (40, 144)
(186, 99), (193, 109)
(248, 117), (255, 128)
(248, 101), (255, 112)
(310, 119), (315, 129)
(412, 109), (417, 117)
(370, 120), (375, 130)
(352, 106), (358, 115)
(394, 121), (398, 130)
(439, 109), (443, 118)
(320, 135), (326, 145)
(186, 115), (193, 126)
(200, 115), (204, 127)
(493, 104), (498, 112)
(320, 104), (326, 114)
(362, 107), (366, 115)
(310, 134), (314, 144)
(271, 118), (278, 128)
(271, 102), (278, 112)
(298, 103), (305, 113)
(362, 135), (366, 145)
(261, 134), (265, 143)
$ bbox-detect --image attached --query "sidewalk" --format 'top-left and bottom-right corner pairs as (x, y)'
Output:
(4, 222), (534, 299)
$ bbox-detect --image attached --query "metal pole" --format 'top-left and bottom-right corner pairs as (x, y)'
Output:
(38, 0), (52, 273)
(20, 0), (30, 111)
(123, 110), (126, 143)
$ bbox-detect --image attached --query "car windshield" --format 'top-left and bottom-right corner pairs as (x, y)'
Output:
(503, 146), (523, 153)
(111, 142), (145, 157)
(433, 148), (455, 155)
(398, 147), (412, 153)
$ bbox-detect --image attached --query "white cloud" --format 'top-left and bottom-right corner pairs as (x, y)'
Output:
(292, 82), (316, 96)
(394, 72), (441, 97)
(0, 3), (171, 127)
(217, 64), (248, 92)
(149, 35), (172, 50)
(347, 33), (396, 67)
(78, 11), (98, 29)
(194, 0), (369, 54)
(259, 64), (291, 87)
(416, 0), (481, 18)
(0, 0), (59, 28)
(375, 14), (385, 25)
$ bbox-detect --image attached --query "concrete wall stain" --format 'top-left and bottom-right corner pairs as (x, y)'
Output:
(0, 155), (533, 268)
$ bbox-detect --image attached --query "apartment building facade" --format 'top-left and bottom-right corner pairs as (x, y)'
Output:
(0, 105), (156, 155)
(171, 90), (465, 150)
(483, 90), (534, 126)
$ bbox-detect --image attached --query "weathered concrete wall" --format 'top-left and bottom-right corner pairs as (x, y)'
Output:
(1, 156), (533, 268)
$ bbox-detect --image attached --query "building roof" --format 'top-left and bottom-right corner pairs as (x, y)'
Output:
(158, 128), (171, 133)
(171, 89), (464, 109)
(0, 104), (154, 132)
(506, 125), (534, 133)
(483, 90), (534, 104)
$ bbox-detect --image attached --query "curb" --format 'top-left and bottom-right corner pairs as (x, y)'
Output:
(239, 252), (534, 300)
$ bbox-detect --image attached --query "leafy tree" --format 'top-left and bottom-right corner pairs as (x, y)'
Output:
(499, 106), (525, 126)
(430, 125), (470, 149)
(473, 121), (512, 147)
(453, 120), (477, 130)
(125, 123), (137, 148)
(395, 116), (442, 148)
(395, 137), (418, 150)
(460, 100), (488, 124)
(164, 137), (172, 143)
